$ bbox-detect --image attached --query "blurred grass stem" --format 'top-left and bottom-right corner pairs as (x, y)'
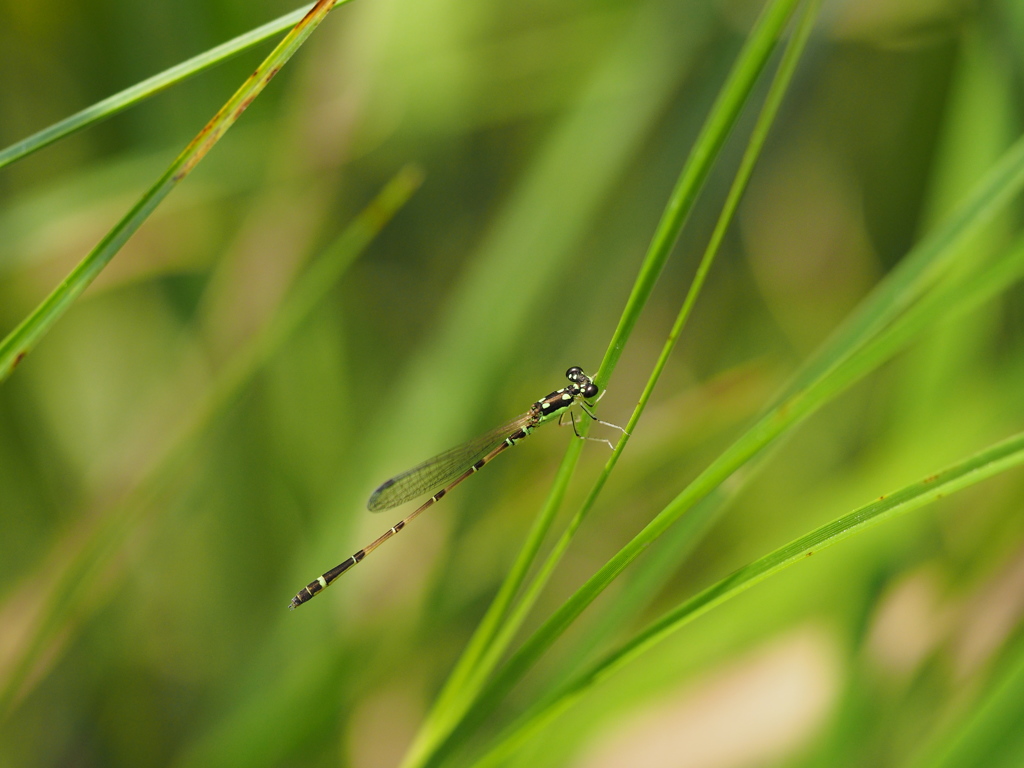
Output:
(0, 0), (341, 382)
(0, 168), (422, 718)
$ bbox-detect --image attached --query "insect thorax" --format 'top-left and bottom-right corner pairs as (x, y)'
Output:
(534, 384), (580, 424)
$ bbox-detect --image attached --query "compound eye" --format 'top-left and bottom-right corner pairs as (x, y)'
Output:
(566, 366), (583, 380)
(583, 382), (599, 399)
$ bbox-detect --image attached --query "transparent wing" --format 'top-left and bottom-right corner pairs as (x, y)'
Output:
(367, 412), (534, 511)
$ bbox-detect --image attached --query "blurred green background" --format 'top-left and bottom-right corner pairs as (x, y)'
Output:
(2, 0), (1024, 766)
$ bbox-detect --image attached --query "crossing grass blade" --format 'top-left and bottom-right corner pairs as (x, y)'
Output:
(0, 1), (353, 171)
(0, 0), (341, 382)
(469, 428), (1024, 767)
(415, 224), (1024, 768)
(495, 0), (824, 677)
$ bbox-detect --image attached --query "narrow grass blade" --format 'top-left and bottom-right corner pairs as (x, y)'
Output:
(0, 0), (341, 382)
(472, 429), (1024, 767)
(397, 2), (804, 766)
(496, 0), (823, 675)
(0, 1), (352, 171)
(595, 0), (803, 384)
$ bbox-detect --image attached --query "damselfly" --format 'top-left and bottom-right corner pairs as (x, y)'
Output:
(289, 366), (622, 609)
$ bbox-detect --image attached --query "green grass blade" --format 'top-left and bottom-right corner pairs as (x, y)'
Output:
(572, 128), (1024, 681)
(594, 0), (802, 387)
(472, 428), (1024, 767)
(0, 1), (352, 171)
(0, 0), (341, 382)
(0, 168), (422, 719)
(418, 218), (1024, 768)
(502, 0), (822, 664)
(398, 2), (804, 765)
(565, 99), (1024, 690)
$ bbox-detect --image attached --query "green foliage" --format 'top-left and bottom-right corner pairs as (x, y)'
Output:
(1, 1), (1023, 767)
